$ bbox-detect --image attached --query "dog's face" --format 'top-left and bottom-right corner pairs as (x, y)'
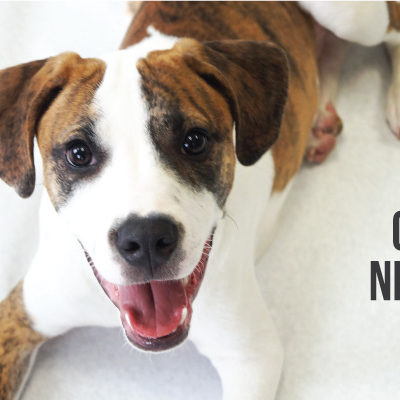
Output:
(0, 34), (288, 351)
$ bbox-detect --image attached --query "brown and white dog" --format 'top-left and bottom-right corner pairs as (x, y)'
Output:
(0, 2), (398, 400)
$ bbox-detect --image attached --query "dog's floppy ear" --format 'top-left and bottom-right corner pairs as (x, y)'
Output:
(180, 39), (289, 166)
(0, 52), (97, 198)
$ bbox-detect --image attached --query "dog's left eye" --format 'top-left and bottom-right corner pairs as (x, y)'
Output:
(66, 140), (93, 167)
(182, 128), (209, 156)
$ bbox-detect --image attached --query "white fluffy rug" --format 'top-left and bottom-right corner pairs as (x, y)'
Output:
(0, 2), (399, 399)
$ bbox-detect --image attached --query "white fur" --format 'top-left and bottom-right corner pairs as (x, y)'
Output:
(190, 153), (285, 400)
(24, 192), (119, 336)
(23, 28), (287, 400)
(58, 30), (221, 285)
(25, 143), (286, 400)
(299, 2), (389, 46)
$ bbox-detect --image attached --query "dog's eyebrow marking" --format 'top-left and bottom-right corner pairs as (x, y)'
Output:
(77, 118), (98, 141)
(55, 117), (98, 145)
(164, 73), (216, 123)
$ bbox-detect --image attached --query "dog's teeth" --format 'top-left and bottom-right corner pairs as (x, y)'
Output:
(180, 307), (187, 325)
(124, 310), (134, 331)
(182, 276), (189, 286)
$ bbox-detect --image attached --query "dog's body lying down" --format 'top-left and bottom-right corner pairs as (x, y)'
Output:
(0, 2), (399, 400)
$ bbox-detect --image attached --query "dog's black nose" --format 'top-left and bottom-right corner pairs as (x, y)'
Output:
(115, 215), (179, 273)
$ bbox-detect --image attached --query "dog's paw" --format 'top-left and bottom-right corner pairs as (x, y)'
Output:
(386, 82), (400, 139)
(313, 101), (343, 137)
(306, 101), (342, 163)
(306, 128), (337, 163)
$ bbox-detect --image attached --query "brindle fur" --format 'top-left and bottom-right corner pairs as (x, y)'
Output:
(0, 54), (106, 400)
(0, 59), (46, 198)
(122, 1), (318, 192)
(137, 47), (236, 208)
(0, 3), (318, 398)
(137, 37), (288, 207)
(0, 53), (106, 205)
(0, 283), (46, 400)
(387, 1), (400, 31)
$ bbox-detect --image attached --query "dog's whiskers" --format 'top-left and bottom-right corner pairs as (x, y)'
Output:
(224, 211), (238, 230)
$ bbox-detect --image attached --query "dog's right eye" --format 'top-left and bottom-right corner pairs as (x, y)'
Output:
(182, 128), (209, 157)
(65, 140), (93, 167)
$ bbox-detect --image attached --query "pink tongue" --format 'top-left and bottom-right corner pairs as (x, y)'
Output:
(119, 280), (188, 339)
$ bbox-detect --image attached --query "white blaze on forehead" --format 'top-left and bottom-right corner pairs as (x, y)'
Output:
(58, 29), (222, 284)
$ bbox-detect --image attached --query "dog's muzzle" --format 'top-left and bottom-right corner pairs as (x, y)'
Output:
(83, 232), (214, 351)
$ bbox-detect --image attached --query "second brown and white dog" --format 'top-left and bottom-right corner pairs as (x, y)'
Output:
(0, 2), (398, 400)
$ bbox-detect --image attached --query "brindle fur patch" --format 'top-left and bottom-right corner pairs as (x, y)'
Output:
(0, 59), (46, 197)
(37, 56), (106, 208)
(123, 2), (318, 192)
(138, 37), (289, 206)
(0, 53), (106, 204)
(387, 1), (400, 31)
(137, 49), (236, 208)
(0, 282), (46, 400)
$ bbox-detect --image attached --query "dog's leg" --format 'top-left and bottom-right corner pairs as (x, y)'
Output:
(306, 25), (348, 163)
(191, 270), (283, 400)
(189, 214), (283, 400)
(187, 156), (285, 400)
(0, 193), (119, 399)
(386, 40), (400, 139)
(22, 193), (119, 337)
(0, 282), (46, 400)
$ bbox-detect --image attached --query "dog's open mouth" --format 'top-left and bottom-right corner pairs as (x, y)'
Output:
(84, 234), (213, 351)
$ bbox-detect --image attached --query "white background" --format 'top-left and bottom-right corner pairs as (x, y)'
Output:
(0, 2), (400, 399)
